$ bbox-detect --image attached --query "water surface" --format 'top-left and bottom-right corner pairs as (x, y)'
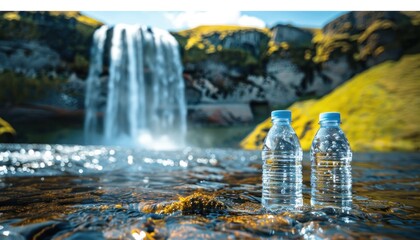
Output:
(0, 144), (419, 239)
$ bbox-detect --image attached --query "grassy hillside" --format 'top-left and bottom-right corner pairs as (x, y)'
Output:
(241, 54), (420, 151)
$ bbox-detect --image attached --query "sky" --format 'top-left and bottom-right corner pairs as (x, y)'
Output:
(82, 11), (346, 31)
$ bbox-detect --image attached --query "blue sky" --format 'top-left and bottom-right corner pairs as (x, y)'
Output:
(82, 11), (346, 31)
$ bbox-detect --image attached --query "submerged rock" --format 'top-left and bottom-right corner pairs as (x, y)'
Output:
(142, 192), (227, 215)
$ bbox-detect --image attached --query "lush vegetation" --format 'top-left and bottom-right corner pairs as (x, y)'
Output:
(241, 54), (420, 151)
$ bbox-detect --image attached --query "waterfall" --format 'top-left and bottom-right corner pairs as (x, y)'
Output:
(84, 24), (187, 149)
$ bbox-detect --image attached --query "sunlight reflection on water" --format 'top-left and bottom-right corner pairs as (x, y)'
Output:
(0, 144), (419, 239)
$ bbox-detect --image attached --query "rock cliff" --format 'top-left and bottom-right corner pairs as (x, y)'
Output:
(1, 11), (419, 129)
(0, 11), (101, 108)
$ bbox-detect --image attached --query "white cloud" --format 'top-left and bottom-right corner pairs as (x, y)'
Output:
(165, 11), (266, 30)
(237, 15), (266, 28)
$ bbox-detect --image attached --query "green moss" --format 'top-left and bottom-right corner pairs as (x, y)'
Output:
(242, 54), (420, 151)
(313, 32), (355, 63)
(0, 71), (65, 105)
(402, 11), (420, 26)
(313, 13), (420, 64)
(358, 20), (396, 43)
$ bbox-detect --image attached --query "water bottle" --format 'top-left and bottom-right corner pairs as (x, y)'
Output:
(310, 112), (352, 211)
(262, 110), (303, 212)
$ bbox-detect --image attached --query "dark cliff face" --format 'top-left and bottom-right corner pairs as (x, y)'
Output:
(323, 11), (411, 34)
(321, 11), (419, 67)
(0, 11), (102, 107)
(203, 30), (270, 58)
(0, 11), (102, 78)
(271, 24), (313, 47)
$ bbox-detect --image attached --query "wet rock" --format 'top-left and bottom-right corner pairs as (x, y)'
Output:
(142, 192), (227, 215)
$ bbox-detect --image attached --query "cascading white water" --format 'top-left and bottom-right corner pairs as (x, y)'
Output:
(84, 24), (187, 149)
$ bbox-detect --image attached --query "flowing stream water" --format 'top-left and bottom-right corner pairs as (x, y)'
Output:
(0, 144), (419, 239)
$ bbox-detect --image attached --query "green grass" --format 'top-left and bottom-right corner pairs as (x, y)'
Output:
(242, 54), (420, 151)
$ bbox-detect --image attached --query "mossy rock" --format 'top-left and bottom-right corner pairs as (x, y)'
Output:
(142, 192), (227, 215)
(0, 11), (102, 78)
(174, 25), (271, 73)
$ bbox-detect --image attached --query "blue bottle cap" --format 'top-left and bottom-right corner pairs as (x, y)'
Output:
(271, 110), (291, 121)
(319, 112), (341, 122)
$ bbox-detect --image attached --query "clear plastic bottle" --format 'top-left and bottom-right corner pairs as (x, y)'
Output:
(310, 112), (352, 211)
(262, 110), (303, 212)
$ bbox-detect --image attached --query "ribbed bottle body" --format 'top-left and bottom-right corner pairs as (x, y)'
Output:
(262, 116), (303, 212)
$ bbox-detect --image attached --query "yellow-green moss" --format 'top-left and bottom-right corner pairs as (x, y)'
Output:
(402, 11), (420, 26)
(3, 12), (20, 21)
(241, 54), (420, 152)
(142, 192), (226, 215)
(312, 32), (354, 63)
(266, 41), (290, 55)
(358, 20), (396, 43)
(178, 25), (270, 51)
(0, 118), (16, 136)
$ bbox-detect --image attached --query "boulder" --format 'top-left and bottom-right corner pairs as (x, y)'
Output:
(271, 24), (313, 47)
(0, 40), (60, 76)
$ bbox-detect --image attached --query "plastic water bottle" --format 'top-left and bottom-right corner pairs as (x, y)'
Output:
(262, 110), (303, 212)
(310, 112), (352, 211)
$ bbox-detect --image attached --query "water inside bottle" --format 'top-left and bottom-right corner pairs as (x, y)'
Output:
(262, 150), (303, 212)
(311, 152), (352, 211)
